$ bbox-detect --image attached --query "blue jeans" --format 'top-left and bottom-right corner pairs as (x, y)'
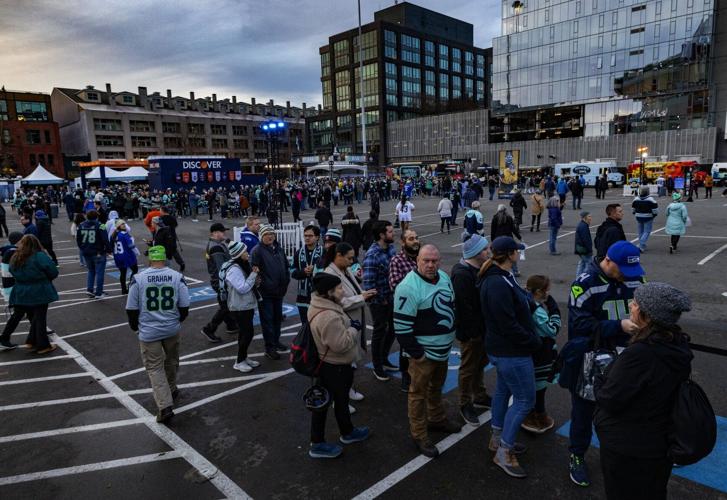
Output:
(637, 219), (653, 250)
(489, 188), (495, 200)
(85, 254), (106, 296)
(549, 226), (560, 253)
(576, 254), (591, 278)
(319, 225), (328, 240)
(489, 354), (536, 449)
(259, 297), (283, 351)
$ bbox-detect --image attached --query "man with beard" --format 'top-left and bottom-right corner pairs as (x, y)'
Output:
(362, 220), (397, 381)
(388, 229), (420, 392)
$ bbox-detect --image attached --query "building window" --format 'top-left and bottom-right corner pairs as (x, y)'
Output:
(670, 20), (676, 34)
(574, 20), (579, 34)
(335, 70), (351, 111)
(232, 125), (248, 136)
(188, 137), (206, 149)
(94, 118), (121, 131)
(671, 0), (677, 11)
(576, 0), (582, 13)
(212, 138), (228, 149)
(656, 1), (662, 14)
(476, 54), (485, 78)
(631, 4), (646, 11)
(401, 34), (420, 64)
(451, 76), (462, 99)
(322, 80), (333, 110)
(29, 154), (36, 166)
(44, 130), (51, 143)
(25, 130), (41, 144)
(334, 39), (350, 67)
(2, 129), (10, 144)
(15, 101), (48, 121)
(86, 92), (99, 101)
(96, 135), (124, 147)
(131, 136), (157, 148)
(233, 139), (249, 149)
(354, 30), (378, 63)
(424, 40), (435, 67)
(0, 100), (8, 120)
(385, 62), (397, 77)
(188, 123), (205, 135)
(439, 73), (449, 101)
(162, 122), (181, 134)
(321, 52), (330, 78)
(451, 47), (462, 73)
(129, 120), (155, 132)
(439, 44), (449, 71)
(611, 32), (618, 45)
(164, 136), (182, 149)
(612, 11), (618, 25)
(545, 9), (550, 22)
(465, 51), (474, 75)
(47, 154), (54, 166)
(384, 30), (397, 59)
(211, 124), (227, 135)
(122, 95), (134, 104)
(476, 81), (485, 102)
(354, 62), (379, 108)
(598, 14), (604, 28)
(465, 78), (474, 99)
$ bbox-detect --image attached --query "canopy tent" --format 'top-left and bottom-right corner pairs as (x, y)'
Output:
(84, 166), (147, 182)
(117, 166), (149, 181)
(21, 164), (65, 185)
(305, 162), (368, 177)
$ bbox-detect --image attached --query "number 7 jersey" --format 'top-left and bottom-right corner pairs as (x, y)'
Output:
(126, 266), (190, 342)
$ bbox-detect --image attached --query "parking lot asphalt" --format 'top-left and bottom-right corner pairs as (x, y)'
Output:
(1, 187), (725, 499)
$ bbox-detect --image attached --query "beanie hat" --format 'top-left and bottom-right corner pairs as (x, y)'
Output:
(312, 272), (341, 295)
(34, 210), (46, 219)
(228, 241), (247, 259)
(634, 282), (691, 327)
(8, 231), (23, 245)
(148, 245), (167, 261)
(672, 192), (682, 201)
(579, 210), (590, 219)
(325, 228), (342, 243)
(471, 201), (481, 209)
(258, 224), (276, 239)
(462, 234), (489, 259)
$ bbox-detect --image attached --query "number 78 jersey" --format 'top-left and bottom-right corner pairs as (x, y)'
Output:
(126, 267), (190, 342)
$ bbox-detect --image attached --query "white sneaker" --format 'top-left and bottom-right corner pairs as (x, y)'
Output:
(349, 387), (365, 401)
(246, 358), (260, 368)
(233, 360), (252, 373)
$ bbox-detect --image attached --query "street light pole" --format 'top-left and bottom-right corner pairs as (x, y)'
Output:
(358, 0), (367, 170)
(637, 146), (648, 185)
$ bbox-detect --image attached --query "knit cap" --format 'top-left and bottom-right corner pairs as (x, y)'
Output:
(8, 232), (23, 245)
(579, 211), (590, 219)
(312, 272), (341, 295)
(325, 228), (342, 243)
(462, 234), (489, 259)
(258, 224), (276, 239)
(634, 282), (691, 327)
(672, 192), (682, 201)
(228, 241), (247, 259)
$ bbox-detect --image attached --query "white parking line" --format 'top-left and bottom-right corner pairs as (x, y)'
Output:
(698, 243), (727, 266)
(0, 393), (116, 412)
(0, 372), (91, 386)
(124, 372), (272, 394)
(0, 451), (181, 486)
(0, 355), (73, 367)
(352, 410), (492, 499)
(0, 418), (145, 444)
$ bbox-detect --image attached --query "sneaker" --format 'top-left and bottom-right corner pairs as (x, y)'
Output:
(246, 358), (260, 368)
(225, 328), (239, 335)
(569, 454), (591, 487)
(349, 387), (364, 401)
(86, 291), (95, 298)
(275, 343), (290, 354)
(36, 344), (58, 355)
(94, 292), (109, 299)
(172, 389), (180, 401)
(265, 349), (280, 360)
(233, 360), (253, 373)
(460, 403), (481, 426)
(373, 367), (390, 381)
(200, 328), (222, 343)
(309, 442), (343, 459)
(413, 438), (439, 458)
(382, 360), (399, 372)
(156, 406), (174, 424)
(340, 426), (370, 444)
(494, 446), (527, 478)
(400, 373), (411, 393)
(550, 252), (562, 256)
(46, 328), (56, 336)
(428, 419), (462, 434)
(472, 394), (492, 410)
(1, 340), (18, 351)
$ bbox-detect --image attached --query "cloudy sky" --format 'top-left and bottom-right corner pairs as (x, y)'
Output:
(0, 0), (502, 107)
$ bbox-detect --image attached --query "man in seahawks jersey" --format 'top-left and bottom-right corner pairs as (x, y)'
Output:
(565, 241), (644, 487)
(126, 245), (190, 424)
(394, 244), (461, 459)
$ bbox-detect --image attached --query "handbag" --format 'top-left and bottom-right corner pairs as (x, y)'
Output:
(575, 330), (617, 401)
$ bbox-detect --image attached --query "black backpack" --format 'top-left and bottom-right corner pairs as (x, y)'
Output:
(289, 314), (328, 377)
(669, 379), (717, 465)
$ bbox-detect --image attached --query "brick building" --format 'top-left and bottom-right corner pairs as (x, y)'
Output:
(0, 89), (63, 177)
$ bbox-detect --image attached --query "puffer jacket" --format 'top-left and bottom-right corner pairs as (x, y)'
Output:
(308, 293), (361, 365)
(223, 261), (258, 311)
(9, 251), (59, 306)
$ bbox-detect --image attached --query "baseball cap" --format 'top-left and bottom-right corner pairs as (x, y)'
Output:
(210, 222), (228, 233)
(148, 245), (167, 261)
(606, 241), (645, 279)
(491, 236), (525, 253)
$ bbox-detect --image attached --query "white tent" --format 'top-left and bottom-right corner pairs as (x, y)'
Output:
(116, 167), (148, 181)
(21, 164), (65, 185)
(306, 162), (368, 177)
(84, 167), (147, 182)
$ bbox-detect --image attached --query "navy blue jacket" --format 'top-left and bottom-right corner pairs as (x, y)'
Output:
(76, 219), (110, 256)
(480, 265), (541, 357)
(574, 220), (593, 256)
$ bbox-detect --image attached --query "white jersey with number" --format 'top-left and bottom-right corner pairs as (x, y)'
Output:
(396, 201), (415, 222)
(126, 266), (190, 342)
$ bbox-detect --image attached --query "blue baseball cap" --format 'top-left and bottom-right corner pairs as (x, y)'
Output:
(491, 236), (525, 253)
(606, 241), (645, 279)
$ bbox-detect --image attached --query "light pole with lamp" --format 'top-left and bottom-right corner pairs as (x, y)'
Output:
(637, 146), (648, 185)
(261, 120), (287, 227)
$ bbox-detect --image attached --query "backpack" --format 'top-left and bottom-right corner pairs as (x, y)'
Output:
(289, 314), (328, 377)
(217, 261), (235, 302)
(669, 379), (717, 465)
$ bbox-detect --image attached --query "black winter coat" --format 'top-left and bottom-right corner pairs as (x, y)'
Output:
(451, 261), (485, 342)
(491, 212), (521, 241)
(594, 218), (626, 260)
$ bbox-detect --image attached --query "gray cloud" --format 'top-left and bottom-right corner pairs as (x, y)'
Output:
(0, 0), (501, 106)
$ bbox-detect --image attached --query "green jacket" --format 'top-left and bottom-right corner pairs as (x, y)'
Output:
(9, 252), (59, 306)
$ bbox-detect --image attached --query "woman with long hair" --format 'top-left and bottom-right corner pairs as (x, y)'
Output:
(9, 234), (59, 354)
(595, 282), (693, 500)
(479, 236), (540, 478)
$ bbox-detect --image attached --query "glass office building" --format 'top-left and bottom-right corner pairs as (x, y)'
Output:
(490, 0), (717, 142)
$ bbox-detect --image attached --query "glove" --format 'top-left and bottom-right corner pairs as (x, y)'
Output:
(350, 319), (362, 331)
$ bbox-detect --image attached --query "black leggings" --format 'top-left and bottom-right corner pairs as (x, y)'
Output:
(232, 309), (255, 363)
(0, 219), (8, 237)
(670, 235), (681, 250)
(311, 362), (354, 443)
(440, 216), (450, 232)
(531, 214), (541, 229)
(535, 388), (547, 413)
(119, 265), (139, 294)
(600, 446), (672, 500)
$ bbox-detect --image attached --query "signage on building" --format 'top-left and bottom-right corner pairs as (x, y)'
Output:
(147, 157), (266, 191)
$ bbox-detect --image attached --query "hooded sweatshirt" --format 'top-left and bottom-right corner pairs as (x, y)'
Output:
(595, 334), (692, 458)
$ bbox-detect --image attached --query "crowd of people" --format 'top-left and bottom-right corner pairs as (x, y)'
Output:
(0, 173), (703, 500)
